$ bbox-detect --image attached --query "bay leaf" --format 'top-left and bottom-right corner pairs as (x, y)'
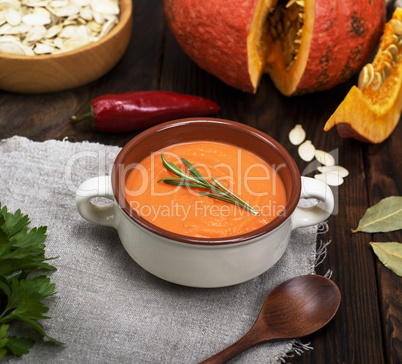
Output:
(370, 242), (402, 277)
(352, 196), (402, 233)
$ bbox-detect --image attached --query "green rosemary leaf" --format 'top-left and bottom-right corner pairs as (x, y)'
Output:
(160, 153), (197, 182)
(181, 158), (210, 186)
(158, 179), (209, 189)
(199, 192), (258, 215)
(198, 191), (235, 204)
(157, 176), (188, 183)
(159, 154), (259, 216)
(211, 177), (256, 213)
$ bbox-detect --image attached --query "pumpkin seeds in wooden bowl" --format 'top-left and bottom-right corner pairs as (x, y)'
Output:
(0, 0), (132, 93)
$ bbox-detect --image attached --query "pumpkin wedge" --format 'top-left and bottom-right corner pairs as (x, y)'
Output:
(164, 0), (385, 95)
(324, 8), (402, 143)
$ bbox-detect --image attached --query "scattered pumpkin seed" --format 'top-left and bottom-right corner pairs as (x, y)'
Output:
(291, 126), (349, 186)
(314, 150), (335, 166)
(314, 172), (344, 186)
(298, 140), (315, 162)
(317, 165), (349, 178)
(288, 124), (306, 145)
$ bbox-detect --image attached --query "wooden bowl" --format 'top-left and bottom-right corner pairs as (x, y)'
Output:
(0, 0), (132, 94)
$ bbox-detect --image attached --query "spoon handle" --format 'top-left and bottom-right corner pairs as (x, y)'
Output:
(199, 324), (273, 364)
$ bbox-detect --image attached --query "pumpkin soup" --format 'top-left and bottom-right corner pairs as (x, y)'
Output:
(124, 141), (287, 238)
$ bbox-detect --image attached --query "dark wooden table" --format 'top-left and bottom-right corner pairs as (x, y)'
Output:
(1, 1), (401, 363)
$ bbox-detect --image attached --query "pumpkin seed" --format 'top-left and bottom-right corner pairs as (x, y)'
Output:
(22, 13), (51, 26)
(381, 50), (394, 65)
(391, 18), (402, 35)
(3, 23), (30, 35)
(383, 62), (393, 79)
(91, 0), (119, 16)
(0, 0), (120, 56)
(34, 42), (55, 54)
(314, 173), (344, 186)
(397, 36), (402, 49)
(92, 10), (105, 24)
(289, 124), (306, 145)
(387, 44), (399, 61)
(72, 0), (91, 5)
(50, 0), (69, 7)
(358, 63), (375, 90)
(0, 36), (35, 55)
(268, 0), (304, 70)
(99, 16), (116, 38)
(87, 20), (102, 33)
(315, 150), (335, 166)
(0, 23), (12, 35)
(5, 7), (21, 26)
(0, 0), (20, 9)
(26, 25), (47, 42)
(298, 140), (316, 162)
(370, 72), (382, 91)
(366, 64), (375, 84)
(46, 23), (62, 38)
(80, 6), (92, 21)
(317, 165), (349, 178)
(358, 65), (369, 89)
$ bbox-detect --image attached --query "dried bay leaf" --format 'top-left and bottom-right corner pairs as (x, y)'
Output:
(370, 242), (402, 277)
(352, 196), (402, 233)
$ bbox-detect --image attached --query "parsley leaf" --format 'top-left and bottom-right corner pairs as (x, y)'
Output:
(0, 204), (63, 360)
(0, 325), (34, 360)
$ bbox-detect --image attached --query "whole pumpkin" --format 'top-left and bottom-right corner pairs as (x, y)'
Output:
(164, 0), (386, 95)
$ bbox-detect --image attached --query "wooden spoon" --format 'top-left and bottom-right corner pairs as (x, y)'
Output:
(200, 274), (341, 364)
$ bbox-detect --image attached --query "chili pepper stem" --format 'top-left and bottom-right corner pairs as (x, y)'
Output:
(71, 111), (93, 123)
(71, 104), (95, 129)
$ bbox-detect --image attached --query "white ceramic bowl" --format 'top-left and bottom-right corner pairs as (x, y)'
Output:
(76, 118), (334, 287)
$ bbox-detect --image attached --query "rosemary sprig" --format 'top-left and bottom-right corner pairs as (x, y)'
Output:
(158, 153), (259, 215)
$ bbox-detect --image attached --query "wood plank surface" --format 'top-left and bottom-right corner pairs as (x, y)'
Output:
(0, 1), (401, 363)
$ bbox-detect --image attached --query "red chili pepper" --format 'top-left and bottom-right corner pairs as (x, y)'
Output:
(71, 90), (220, 133)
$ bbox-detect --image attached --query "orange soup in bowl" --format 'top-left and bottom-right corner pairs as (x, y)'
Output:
(124, 141), (287, 238)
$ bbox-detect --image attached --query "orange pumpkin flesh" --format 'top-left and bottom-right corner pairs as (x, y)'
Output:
(324, 8), (402, 144)
(164, 0), (386, 95)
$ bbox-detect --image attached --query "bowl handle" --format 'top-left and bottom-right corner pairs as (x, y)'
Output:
(76, 176), (119, 228)
(291, 176), (334, 230)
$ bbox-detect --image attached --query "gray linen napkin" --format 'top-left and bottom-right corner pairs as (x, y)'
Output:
(0, 136), (322, 364)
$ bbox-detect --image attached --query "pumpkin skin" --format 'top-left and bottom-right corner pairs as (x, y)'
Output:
(324, 8), (402, 144)
(164, 0), (386, 95)
(164, 0), (264, 94)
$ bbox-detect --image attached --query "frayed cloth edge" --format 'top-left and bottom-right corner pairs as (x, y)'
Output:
(277, 221), (332, 364)
(276, 339), (314, 363)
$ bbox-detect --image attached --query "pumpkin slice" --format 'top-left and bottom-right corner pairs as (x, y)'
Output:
(164, 0), (385, 95)
(324, 8), (402, 143)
